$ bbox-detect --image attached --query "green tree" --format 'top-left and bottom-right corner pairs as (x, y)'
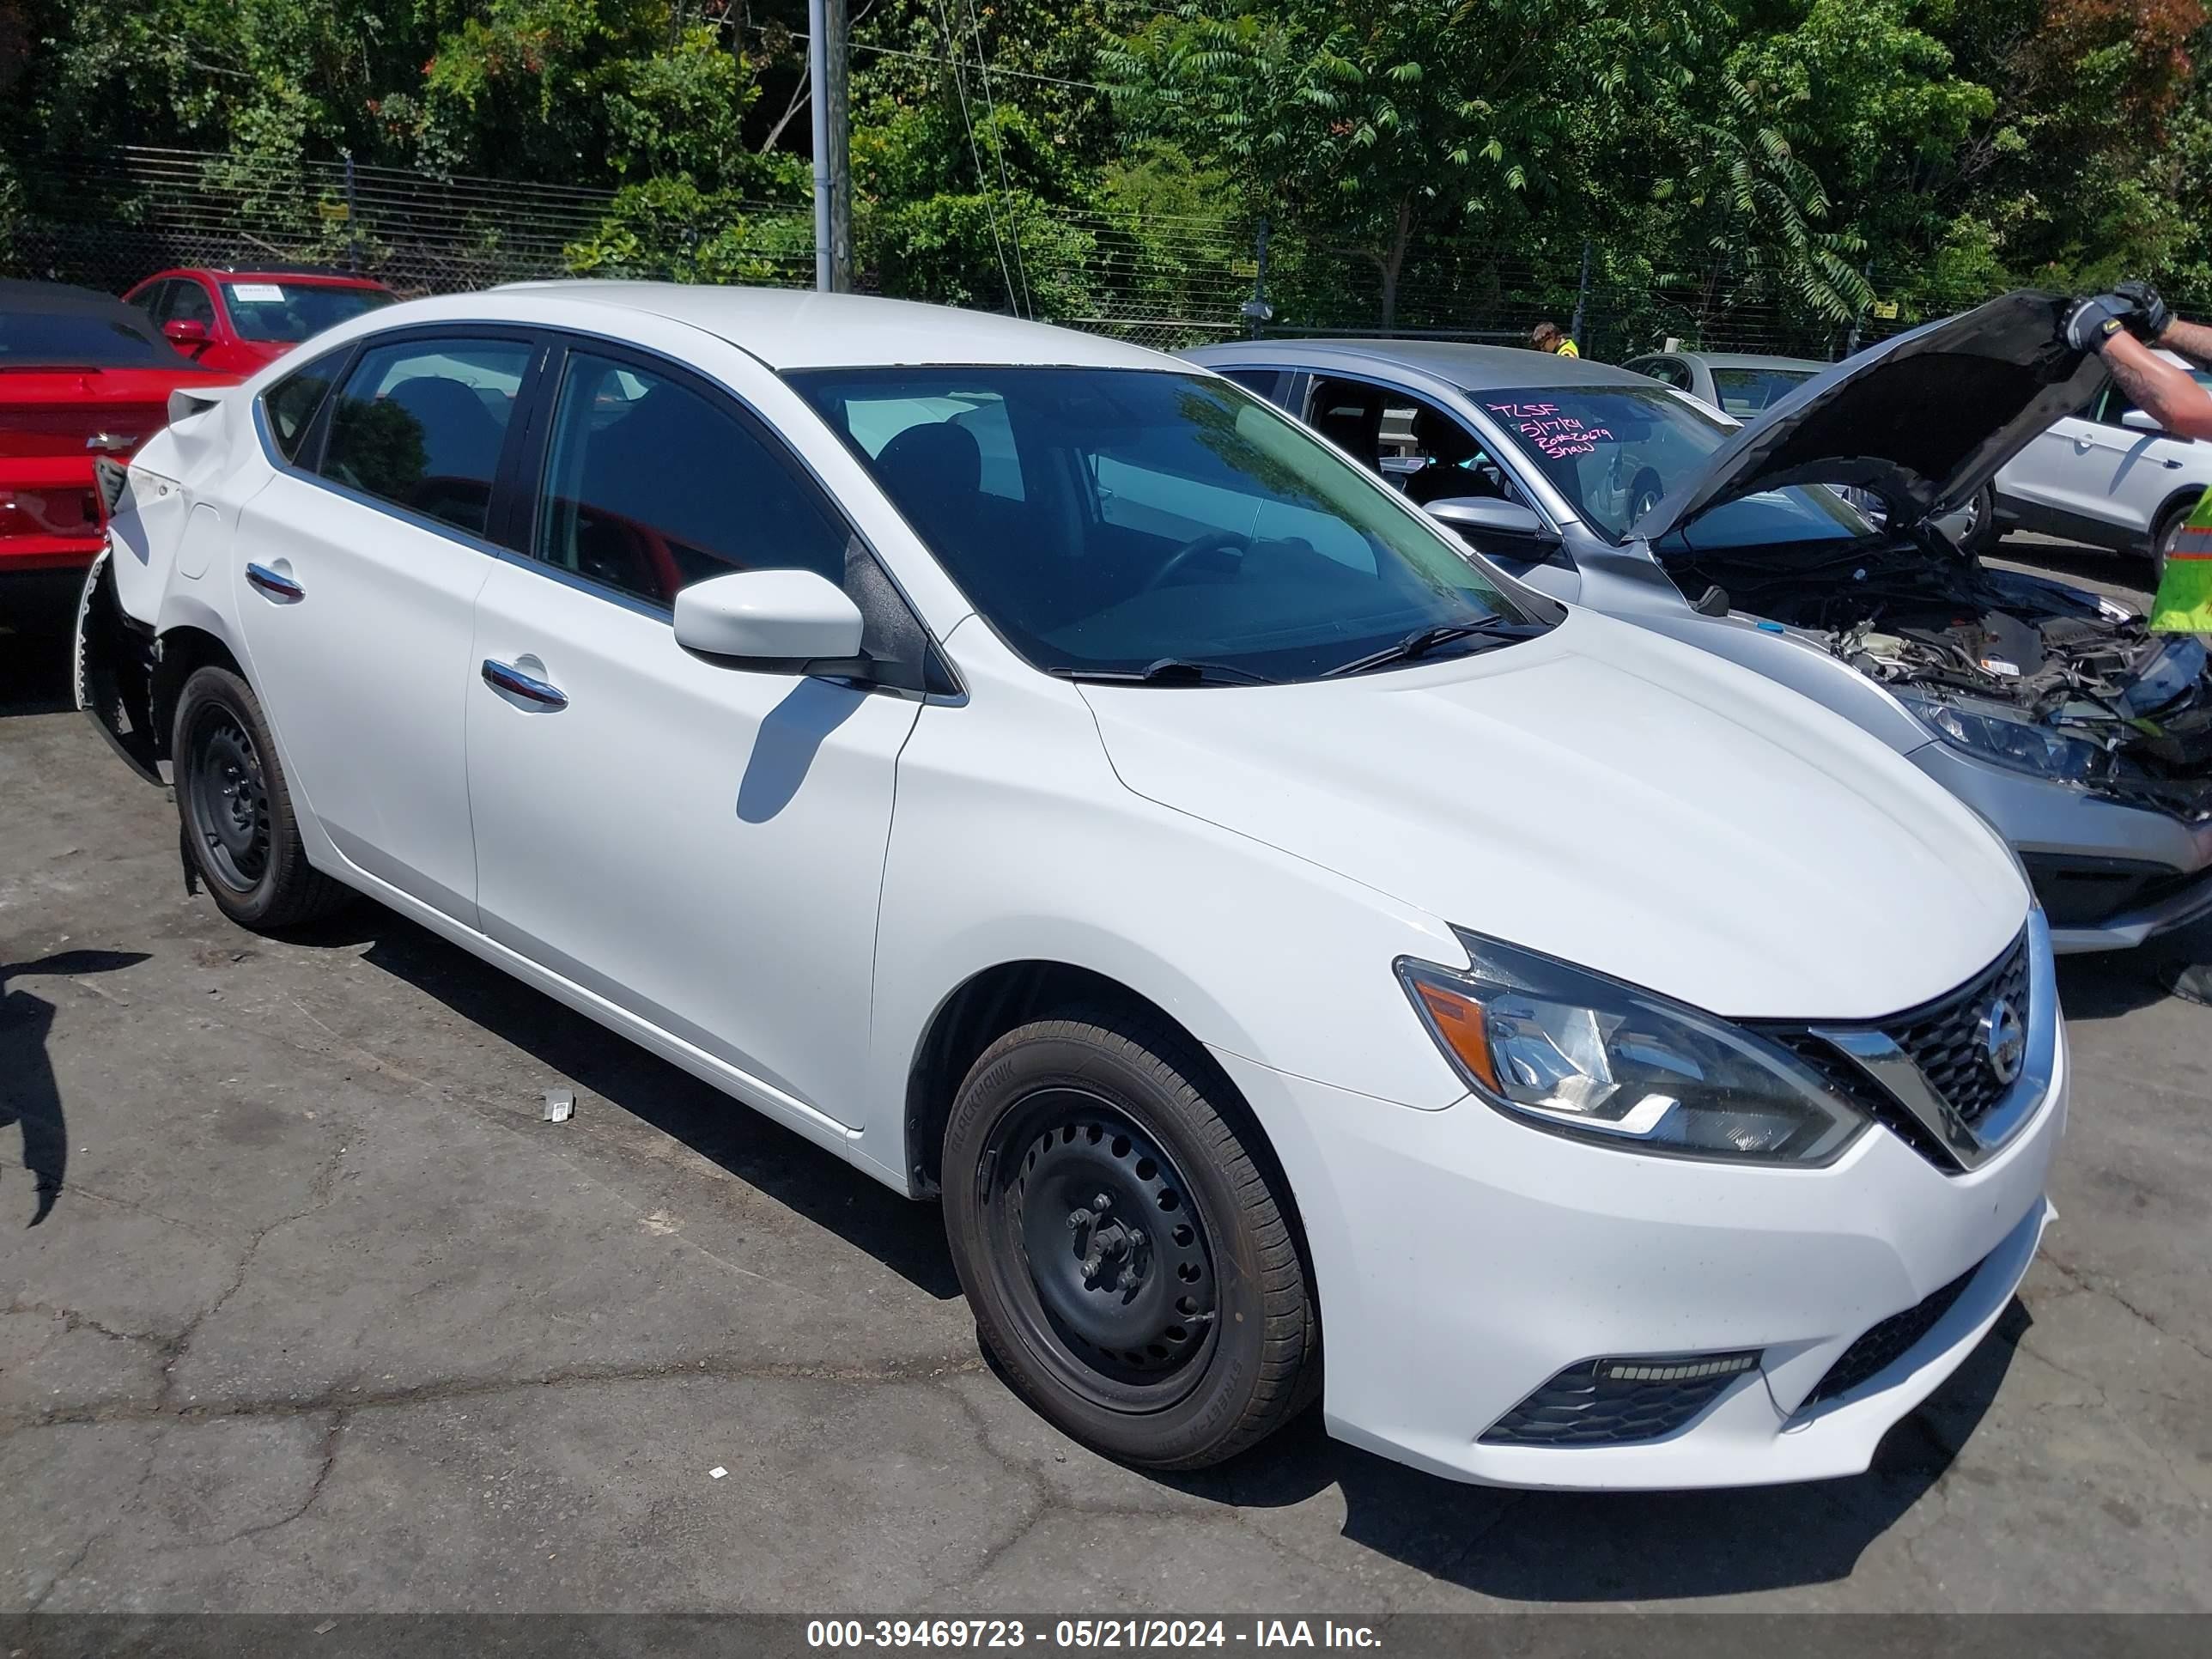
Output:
(1102, 0), (1724, 325)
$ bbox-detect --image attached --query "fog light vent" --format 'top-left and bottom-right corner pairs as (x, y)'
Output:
(1480, 1350), (1761, 1447)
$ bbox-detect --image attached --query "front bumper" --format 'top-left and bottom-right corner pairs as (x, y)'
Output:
(1212, 1011), (2066, 1491)
(1909, 742), (2212, 951)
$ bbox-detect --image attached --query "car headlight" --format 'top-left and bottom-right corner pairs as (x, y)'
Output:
(1397, 932), (1866, 1165)
(1895, 690), (2106, 782)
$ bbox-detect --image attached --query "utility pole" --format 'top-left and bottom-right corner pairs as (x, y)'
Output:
(1568, 237), (1592, 355)
(343, 154), (360, 275)
(810, 0), (852, 292)
(1239, 216), (1273, 338)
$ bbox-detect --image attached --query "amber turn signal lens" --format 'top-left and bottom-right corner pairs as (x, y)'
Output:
(1410, 979), (1500, 1092)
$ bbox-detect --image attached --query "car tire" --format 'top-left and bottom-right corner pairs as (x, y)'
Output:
(2151, 497), (2194, 588)
(942, 1008), (1318, 1469)
(172, 664), (353, 931)
(1956, 483), (1998, 556)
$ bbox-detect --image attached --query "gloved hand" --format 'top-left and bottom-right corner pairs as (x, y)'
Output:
(2063, 293), (2135, 354)
(2114, 279), (2171, 342)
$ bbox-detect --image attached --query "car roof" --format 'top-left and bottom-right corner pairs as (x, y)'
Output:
(491, 281), (1170, 372)
(0, 277), (138, 313)
(0, 278), (185, 340)
(1184, 337), (1655, 392)
(1644, 350), (1826, 372)
(142, 266), (392, 289)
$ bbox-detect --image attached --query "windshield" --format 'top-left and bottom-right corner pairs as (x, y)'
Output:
(788, 368), (1550, 683)
(1709, 365), (1814, 416)
(1476, 384), (1876, 548)
(0, 309), (183, 368)
(223, 282), (394, 343)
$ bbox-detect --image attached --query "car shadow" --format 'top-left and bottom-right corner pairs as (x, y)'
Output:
(301, 889), (2037, 1599)
(736, 678), (867, 823)
(2057, 913), (2212, 1020)
(298, 908), (963, 1301)
(1121, 1303), (2028, 1602)
(0, 617), (73, 718)
(0, 950), (152, 1225)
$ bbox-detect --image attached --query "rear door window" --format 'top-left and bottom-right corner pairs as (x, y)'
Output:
(531, 349), (849, 605)
(317, 337), (532, 538)
(264, 354), (344, 465)
(1216, 368), (1285, 400)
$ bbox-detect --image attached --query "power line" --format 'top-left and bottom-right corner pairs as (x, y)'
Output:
(958, 0), (1033, 319)
(927, 0), (1021, 315)
(754, 25), (1127, 98)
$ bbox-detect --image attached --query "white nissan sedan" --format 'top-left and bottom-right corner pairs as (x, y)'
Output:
(76, 283), (2064, 1488)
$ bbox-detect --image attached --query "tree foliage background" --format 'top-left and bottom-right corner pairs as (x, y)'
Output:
(0, 0), (2204, 351)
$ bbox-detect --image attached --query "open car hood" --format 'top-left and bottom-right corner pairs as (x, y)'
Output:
(1633, 291), (2105, 542)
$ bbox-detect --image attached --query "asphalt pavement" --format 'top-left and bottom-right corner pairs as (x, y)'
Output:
(2, 538), (2207, 1613)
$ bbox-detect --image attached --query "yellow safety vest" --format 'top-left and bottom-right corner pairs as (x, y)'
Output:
(2148, 484), (2212, 633)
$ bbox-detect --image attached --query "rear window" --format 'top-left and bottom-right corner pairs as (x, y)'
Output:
(0, 309), (184, 368)
(223, 282), (396, 343)
(1708, 366), (1815, 416)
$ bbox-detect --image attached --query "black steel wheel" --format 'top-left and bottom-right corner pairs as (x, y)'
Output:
(942, 1008), (1318, 1470)
(182, 704), (272, 893)
(988, 1091), (1218, 1407)
(171, 664), (353, 931)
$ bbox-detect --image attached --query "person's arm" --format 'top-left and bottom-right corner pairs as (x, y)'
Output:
(2150, 316), (2212, 370)
(2100, 331), (2212, 441)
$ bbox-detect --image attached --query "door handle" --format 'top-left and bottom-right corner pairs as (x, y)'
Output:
(245, 562), (305, 601)
(482, 658), (568, 709)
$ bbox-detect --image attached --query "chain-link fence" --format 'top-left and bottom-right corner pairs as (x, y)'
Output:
(0, 143), (2141, 362)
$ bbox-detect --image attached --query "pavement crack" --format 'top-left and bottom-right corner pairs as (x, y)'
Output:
(3, 1350), (986, 1436)
(217, 1412), (346, 1546)
(944, 1486), (1052, 1594)
(2, 1300), (170, 1346)
(53, 1183), (232, 1240)
(2013, 1334), (2185, 1406)
(21, 1427), (161, 1612)
(157, 1134), (353, 1411)
(2039, 1253), (2212, 1369)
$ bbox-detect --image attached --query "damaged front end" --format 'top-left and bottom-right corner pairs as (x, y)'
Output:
(1666, 535), (2212, 823)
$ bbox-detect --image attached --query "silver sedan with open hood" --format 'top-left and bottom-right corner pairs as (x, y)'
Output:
(1188, 293), (2212, 951)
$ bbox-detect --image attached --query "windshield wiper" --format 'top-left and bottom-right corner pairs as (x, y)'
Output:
(1322, 617), (1544, 678)
(1052, 658), (1279, 687)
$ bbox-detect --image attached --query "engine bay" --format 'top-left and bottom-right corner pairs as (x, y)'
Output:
(1661, 534), (2212, 819)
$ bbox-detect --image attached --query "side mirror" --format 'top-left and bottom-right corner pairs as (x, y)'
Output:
(673, 568), (867, 673)
(162, 318), (210, 347)
(2120, 408), (2172, 436)
(1426, 496), (1559, 544)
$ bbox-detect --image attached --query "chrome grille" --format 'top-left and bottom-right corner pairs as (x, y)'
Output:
(1762, 923), (2042, 1175)
(1883, 932), (2029, 1128)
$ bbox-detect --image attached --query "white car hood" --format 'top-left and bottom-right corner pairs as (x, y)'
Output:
(1080, 608), (2026, 1021)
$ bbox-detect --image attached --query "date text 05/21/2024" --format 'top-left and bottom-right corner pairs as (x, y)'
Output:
(805, 1620), (1382, 1650)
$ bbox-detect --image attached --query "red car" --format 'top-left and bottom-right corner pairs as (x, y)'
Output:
(123, 265), (397, 375)
(1, 280), (234, 611)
